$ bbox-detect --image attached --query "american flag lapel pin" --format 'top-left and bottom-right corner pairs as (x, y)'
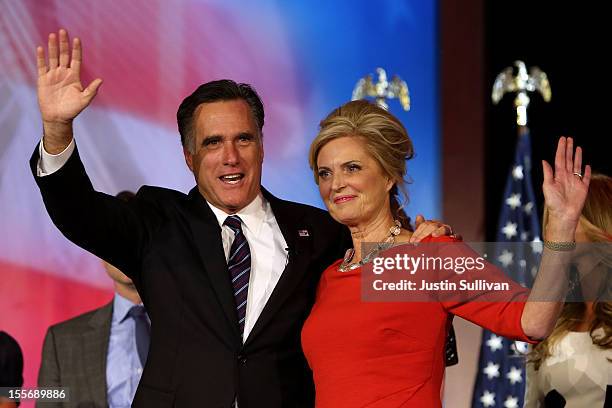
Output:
(298, 229), (309, 237)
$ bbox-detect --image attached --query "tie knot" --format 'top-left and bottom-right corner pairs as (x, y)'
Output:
(128, 305), (146, 319)
(223, 215), (243, 232)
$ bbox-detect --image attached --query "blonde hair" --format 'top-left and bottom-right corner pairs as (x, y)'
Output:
(308, 100), (414, 228)
(529, 173), (612, 370)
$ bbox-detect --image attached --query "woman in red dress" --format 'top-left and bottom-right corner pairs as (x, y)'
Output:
(301, 100), (591, 407)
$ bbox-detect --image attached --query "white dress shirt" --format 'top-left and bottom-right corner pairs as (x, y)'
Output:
(206, 195), (288, 341)
(37, 139), (289, 342)
(37, 138), (76, 176)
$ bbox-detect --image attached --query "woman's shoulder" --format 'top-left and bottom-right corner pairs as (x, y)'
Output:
(422, 235), (461, 243)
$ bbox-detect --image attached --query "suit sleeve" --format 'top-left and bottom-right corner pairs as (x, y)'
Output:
(29, 143), (160, 285)
(36, 328), (63, 408)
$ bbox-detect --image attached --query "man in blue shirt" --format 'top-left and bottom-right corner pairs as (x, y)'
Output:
(37, 191), (150, 408)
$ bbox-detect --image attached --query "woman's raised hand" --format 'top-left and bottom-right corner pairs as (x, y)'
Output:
(542, 137), (591, 240)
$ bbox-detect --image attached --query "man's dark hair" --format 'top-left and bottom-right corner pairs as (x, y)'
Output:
(115, 190), (136, 202)
(177, 79), (265, 152)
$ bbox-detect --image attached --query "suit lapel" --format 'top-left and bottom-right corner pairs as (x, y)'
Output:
(83, 302), (113, 406)
(244, 189), (313, 346)
(186, 188), (240, 341)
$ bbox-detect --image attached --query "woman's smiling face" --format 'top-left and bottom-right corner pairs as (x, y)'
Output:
(316, 135), (394, 227)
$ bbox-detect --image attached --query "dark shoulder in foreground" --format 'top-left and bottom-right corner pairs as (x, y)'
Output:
(264, 192), (341, 227)
(130, 185), (194, 217)
(135, 185), (189, 202)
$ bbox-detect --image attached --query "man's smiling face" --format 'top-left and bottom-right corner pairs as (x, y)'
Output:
(184, 99), (264, 214)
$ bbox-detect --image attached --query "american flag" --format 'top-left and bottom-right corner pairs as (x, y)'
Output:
(471, 129), (543, 408)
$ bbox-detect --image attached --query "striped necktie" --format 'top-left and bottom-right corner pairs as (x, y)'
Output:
(224, 215), (251, 338)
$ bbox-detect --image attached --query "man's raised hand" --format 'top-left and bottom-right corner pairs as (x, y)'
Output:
(37, 29), (102, 153)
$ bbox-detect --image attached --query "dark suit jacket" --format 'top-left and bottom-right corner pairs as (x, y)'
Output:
(31, 146), (349, 408)
(37, 302), (112, 408)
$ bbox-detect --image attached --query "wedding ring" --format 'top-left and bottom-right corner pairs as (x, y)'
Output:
(573, 172), (583, 179)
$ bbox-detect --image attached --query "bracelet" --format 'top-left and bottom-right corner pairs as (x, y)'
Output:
(543, 240), (576, 251)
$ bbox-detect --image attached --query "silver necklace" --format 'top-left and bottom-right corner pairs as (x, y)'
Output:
(338, 220), (402, 272)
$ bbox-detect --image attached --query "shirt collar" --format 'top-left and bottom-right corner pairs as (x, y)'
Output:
(206, 194), (267, 236)
(112, 292), (143, 323)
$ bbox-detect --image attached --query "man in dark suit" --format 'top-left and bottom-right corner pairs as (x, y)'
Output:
(37, 193), (151, 408)
(32, 29), (450, 407)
